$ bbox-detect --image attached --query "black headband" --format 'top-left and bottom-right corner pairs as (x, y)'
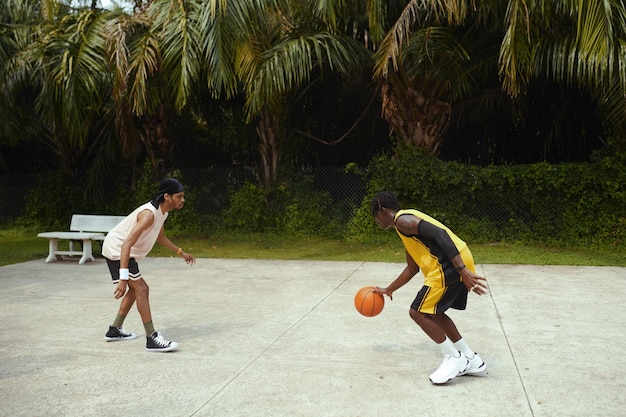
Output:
(151, 178), (184, 206)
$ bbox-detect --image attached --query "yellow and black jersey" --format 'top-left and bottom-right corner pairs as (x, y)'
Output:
(394, 209), (472, 288)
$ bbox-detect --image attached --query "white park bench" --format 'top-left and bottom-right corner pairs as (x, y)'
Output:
(37, 214), (125, 264)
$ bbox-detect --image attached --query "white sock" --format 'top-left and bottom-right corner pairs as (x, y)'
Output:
(438, 337), (460, 357)
(453, 338), (474, 358)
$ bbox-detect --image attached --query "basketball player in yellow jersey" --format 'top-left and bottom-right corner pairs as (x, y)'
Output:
(371, 191), (488, 385)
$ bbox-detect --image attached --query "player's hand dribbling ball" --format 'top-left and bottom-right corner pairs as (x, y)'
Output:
(354, 286), (384, 317)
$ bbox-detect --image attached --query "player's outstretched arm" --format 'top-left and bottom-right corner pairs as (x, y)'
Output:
(156, 227), (196, 265)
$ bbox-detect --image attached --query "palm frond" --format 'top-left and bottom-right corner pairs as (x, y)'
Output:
(127, 21), (160, 114)
(373, 0), (423, 76)
(373, 0), (473, 77)
(574, 0), (614, 88)
(499, 0), (533, 96)
(531, 0), (626, 105)
(149, 0), (202, 110)
(402, 26), (474, 100)
(244, 32), (366, 118)
(595, 69), (626, 139)
(65, 11), (112, 140)
(195, 0), (243, 99)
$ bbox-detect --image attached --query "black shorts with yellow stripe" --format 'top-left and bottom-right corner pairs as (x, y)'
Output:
(411, 281), (468, 315)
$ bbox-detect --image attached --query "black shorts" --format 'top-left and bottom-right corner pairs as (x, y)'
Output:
(410, 281), (468, 315)
(105, 257), (142, 283)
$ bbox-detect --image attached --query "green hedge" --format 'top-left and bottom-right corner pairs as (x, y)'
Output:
(222, 177), (345, 238)
(346, 154), (626, 248)
(19, 154), (626, 248)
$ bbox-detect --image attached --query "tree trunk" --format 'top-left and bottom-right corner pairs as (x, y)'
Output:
(381, 70), (451, 155)
(256, 108), (282, 189)
(140, 105), (172, 179)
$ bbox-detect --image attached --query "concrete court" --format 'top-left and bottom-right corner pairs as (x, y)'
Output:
(0, 257), (624, 417)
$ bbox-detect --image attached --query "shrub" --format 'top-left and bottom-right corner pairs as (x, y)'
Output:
(346, 153), (626, 248)
(222, 174), (345, 238)
(223, 182), (275, 231)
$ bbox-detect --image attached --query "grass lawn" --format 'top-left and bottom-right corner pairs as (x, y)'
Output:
(3, 228), (624, 267)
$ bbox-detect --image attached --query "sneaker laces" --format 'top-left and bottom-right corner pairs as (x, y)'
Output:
(439, 353), (465, 373)
(118, 327), (131, 337)
(152, 332), (171, 348)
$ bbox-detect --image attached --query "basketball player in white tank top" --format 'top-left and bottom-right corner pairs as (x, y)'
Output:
(102, 178), (196, 352)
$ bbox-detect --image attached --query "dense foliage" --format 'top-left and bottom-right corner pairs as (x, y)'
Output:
(3, 0), (626, 184)
(347, 154), (626, 248)
(3, 1), (626, 252)
(17, 153), (625, 249)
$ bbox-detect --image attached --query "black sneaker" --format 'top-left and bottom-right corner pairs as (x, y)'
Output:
(104, 325), (138, 342)
(146, 331), (179, 352)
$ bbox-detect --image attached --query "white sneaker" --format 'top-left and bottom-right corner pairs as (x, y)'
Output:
(429, 352), (469, 385)
(459, 352), (487, 376)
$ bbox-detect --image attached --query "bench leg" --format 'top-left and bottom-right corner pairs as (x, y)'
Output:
(78, 239), (95, 265)
(45, 239), (58, 263)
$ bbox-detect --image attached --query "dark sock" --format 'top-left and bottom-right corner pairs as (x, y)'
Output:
(144, 321), (155, 336)
(112, 313), (126, 328)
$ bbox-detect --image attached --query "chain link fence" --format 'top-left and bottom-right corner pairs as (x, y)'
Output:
(1, 172), (39, 221)
(179, 165), (367, 223)
(0, 165), (529, 243)
(4, 165), (620, 247)
(0, 166), (368, 225)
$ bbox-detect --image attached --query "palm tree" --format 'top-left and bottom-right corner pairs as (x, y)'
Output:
(1, 0), (121, 196)
(374, 0), (626, 155)
(164, 0), (372, 187)
(380, 26), (476, 155)
(500, 0), (626, 146)
(0, 0), (48, 165)
(241, 32), (370, 186)
(3, 0), (381, 190)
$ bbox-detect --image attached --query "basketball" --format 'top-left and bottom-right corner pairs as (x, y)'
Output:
(354, 286), (384, 317)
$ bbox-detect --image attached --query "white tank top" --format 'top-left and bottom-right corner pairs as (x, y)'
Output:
(102, 202), (169, 261)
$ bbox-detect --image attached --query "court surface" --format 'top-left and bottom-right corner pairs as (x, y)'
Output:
(1, 257), (624, 416)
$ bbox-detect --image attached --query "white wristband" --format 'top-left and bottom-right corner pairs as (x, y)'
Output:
(119, 268), (129, 281)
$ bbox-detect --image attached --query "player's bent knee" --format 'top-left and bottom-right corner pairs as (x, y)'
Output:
(409, 308), (426, 324)
(130, 280), (149, 297)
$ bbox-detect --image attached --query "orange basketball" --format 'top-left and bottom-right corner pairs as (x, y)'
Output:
(354, 286), (384, 317)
